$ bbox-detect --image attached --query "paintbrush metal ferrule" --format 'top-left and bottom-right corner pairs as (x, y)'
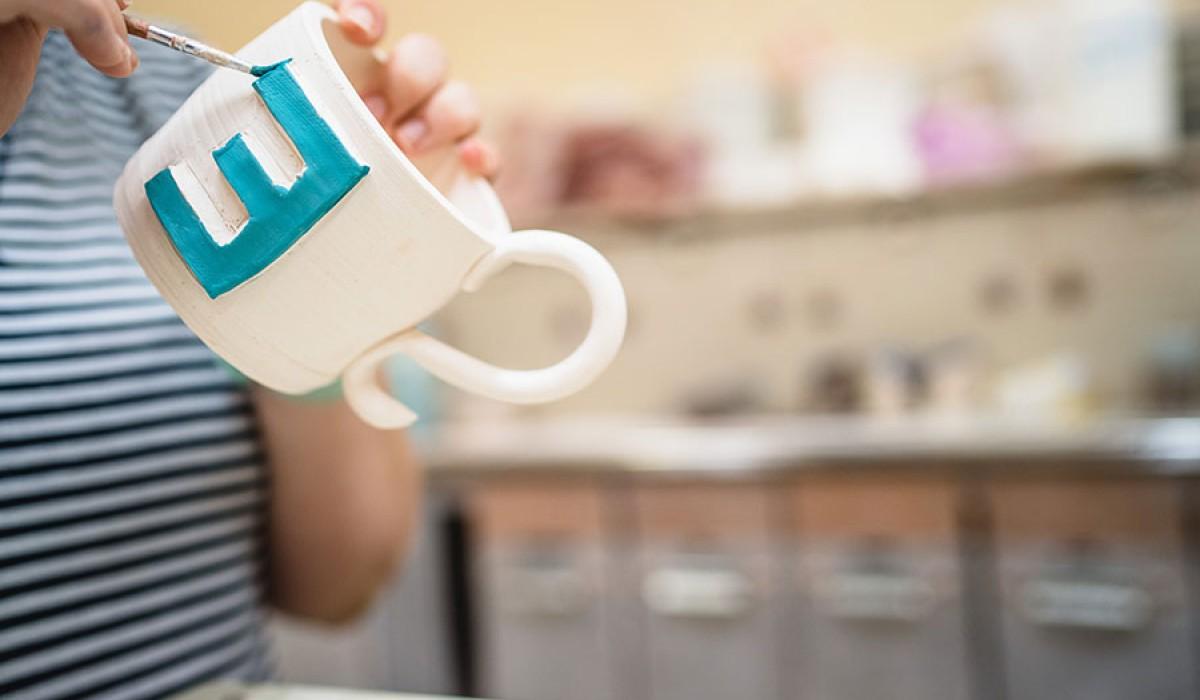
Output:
(144, 24), (254, 74)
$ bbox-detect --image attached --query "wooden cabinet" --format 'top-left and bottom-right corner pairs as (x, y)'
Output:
(630, 483), (781, 700)
(461, 472), (1200, 700)
(987, 479), (1198, 700)
(784, 476), (971, 700)
(468, 481), (622, 700)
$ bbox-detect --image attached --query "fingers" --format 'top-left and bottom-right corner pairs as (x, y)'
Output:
(380, 34), (447, 122)
(0, 18), (48, 137)
(63, 0), (135, 77)
(354, 31), (496, 176)
(399, 80), (480, 154)
(458, 137), (500, 180)
(8, 0), (136, 77)
(334, 0), (385, 47)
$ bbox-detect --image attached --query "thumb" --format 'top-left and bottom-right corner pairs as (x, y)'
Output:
(0, 18), (46, 137)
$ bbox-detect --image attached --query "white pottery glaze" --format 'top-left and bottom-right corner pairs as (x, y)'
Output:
(113, 2), (626, 428)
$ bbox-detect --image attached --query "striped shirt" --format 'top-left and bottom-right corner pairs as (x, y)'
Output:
(0, 32), (273, 697)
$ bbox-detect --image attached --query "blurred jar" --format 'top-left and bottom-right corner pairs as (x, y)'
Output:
(680, 62), (804, 207)
(980, 0), (1177, 166)
(993, 352), (1096, 425)
(797, 50), (924, 197)
(1143, 326), (1200, 412)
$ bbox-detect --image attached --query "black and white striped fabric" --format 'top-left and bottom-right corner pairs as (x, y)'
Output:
(0, 32), (273, 697)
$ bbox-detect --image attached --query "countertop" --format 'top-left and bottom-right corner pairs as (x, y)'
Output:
(422, 414), (1200, 479)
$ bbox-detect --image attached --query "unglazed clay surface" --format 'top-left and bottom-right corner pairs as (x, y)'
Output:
(146, 60), (370, 298)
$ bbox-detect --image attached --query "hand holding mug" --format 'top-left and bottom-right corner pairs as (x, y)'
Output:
(329, 0), (498, 180)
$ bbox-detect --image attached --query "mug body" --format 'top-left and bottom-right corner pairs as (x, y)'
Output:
(114, 2), (498, 393)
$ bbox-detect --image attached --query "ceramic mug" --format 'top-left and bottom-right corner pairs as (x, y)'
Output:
(113, 2), (626, 428)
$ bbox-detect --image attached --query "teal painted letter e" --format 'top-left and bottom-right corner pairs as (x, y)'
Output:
(145, 60), (369, 299)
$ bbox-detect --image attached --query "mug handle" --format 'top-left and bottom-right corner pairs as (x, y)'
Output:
(342, 229), (627, 429)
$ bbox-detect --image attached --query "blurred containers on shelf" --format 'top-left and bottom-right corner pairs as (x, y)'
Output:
(493, 0), (1180, 219)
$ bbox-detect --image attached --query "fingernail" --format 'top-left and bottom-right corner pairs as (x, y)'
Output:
(345, 4), (376, 35)
(128, 48), (139, 71)
(118, 0), (132, 9)
(363, 94), (388, 120)
(396, 119), (429, 152)
(100, 43), (133, 73)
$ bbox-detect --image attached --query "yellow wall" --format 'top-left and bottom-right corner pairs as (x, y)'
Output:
(134, 0), (1200, 109)
(135, 0), (1008, 108)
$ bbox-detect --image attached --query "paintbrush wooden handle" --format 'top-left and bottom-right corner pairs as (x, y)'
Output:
(123, 14), (150, 40)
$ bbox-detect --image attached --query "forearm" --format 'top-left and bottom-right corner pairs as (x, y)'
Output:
(252, 386), (422, 625)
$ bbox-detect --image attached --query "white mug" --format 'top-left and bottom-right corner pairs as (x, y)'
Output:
(113, 2), (626, 429)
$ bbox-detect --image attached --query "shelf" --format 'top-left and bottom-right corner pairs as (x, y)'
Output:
(520, 149), (1200, 244)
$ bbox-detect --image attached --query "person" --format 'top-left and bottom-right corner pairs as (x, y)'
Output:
(0, 0), (497, 695)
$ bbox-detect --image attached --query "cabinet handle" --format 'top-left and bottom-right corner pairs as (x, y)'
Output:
(642, 567), (754, 619)
(1019, 579), (1153, 631)
(498, 566), (590, 617)
(813, 572), (937, 622)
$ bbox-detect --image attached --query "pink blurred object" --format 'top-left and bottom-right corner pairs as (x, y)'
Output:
(914, 102), (1023, 186)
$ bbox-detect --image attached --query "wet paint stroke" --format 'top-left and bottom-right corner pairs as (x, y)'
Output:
(145, 59), (369, 298)
(250, 61), (286, 77)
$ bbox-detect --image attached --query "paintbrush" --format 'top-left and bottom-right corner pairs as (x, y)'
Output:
(123, 13), (257, 75)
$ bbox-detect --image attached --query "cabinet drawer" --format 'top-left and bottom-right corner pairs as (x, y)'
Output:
(468, 481), (620, 700)
(987, 478), (1196, 700)
(785, 477), (969, 700)
(630, 482), (779, 700)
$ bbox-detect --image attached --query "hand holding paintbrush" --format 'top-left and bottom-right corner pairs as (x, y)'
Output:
(0, 0), (135, 134)
(2, 0), (499, 176)
(2, 0), (282, 138)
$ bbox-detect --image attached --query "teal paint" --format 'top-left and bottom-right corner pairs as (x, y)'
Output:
(250, 60), (288, 77)
(145, 60), (370, 298)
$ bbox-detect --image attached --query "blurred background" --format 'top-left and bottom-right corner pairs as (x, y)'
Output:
(143, 0), (1200, 698)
